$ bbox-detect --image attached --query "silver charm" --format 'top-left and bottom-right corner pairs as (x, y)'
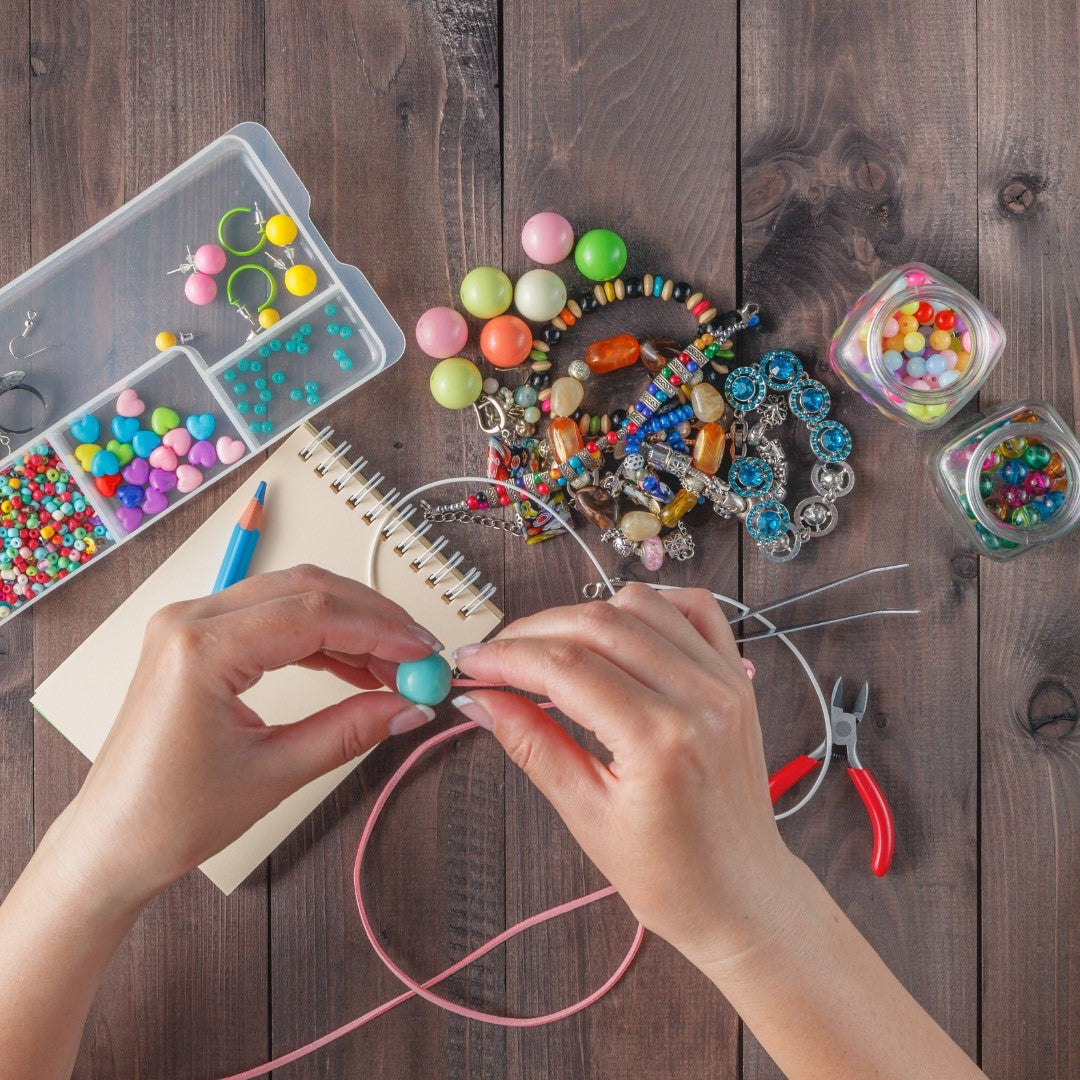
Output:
(812, 461), (855, 499)
(663, 524), (696, 561)
(567, 359), (591, 381)
(795, 495), (839, 537)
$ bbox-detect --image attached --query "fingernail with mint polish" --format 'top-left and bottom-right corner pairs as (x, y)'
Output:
(408, 623), (445, 654)
(452, 642), (485, 666)
(452, 694), (494, 731)
(387, 703), (436, 736)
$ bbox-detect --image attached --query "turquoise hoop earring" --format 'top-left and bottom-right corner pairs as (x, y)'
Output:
(218, 205), (267, 257)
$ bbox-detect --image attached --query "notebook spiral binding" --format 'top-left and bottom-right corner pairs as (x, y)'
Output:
(298, 426), (497, 620)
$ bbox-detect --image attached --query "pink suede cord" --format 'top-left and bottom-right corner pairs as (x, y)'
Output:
(220, 708), (644, 1080)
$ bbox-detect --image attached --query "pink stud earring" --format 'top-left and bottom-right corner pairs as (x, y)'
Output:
(168, 243), (227, 306)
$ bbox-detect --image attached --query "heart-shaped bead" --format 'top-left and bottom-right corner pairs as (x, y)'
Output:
(116, 483), (144, 508)
(90, 449), (120, 477)
(116, 505), (144, 533)
(215, 436), (246, 465)
(105, 439), (135, 468)
(131, 429), (161, 458)
(94, 473), (122, 498)
(148, 445), (178, 472)
(185, 412), (216, 441)
(74, 443), (101, 472)
(150, 406), (180, 436)
(187, 439), (217, 468)
(110, 416), (139, 443)
(148, 467), (178, 493)
(162, 426), (192, 457)
(70, 415), (100, 444)
(175, 463), (204, 494)
(141, 487), (169, 514)
(115, 388), (146, 418)
(122, 457), (150, 486)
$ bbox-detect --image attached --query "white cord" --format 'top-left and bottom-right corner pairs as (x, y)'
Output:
(366, 476), (831, 820)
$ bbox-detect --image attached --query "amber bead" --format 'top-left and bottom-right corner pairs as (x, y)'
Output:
(549, 416), (584, 463)
(639, 337), (682, 374)
(585, 333), (641, 374)
(576, 486), (618, 530)
(691, 382), (726, 423)
(691, 422), (726, 476)
(658, 488), (699, 527)
(620, 510), (662, 540)
(1044, 452), (1066, 479)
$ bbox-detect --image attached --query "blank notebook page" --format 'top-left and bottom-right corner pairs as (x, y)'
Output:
(33, 422), (503, 894)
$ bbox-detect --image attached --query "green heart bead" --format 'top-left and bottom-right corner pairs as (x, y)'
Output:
(150, 406), (180, 436)
(105, 439), (135, 467)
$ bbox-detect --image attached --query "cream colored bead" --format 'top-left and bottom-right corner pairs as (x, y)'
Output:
(549, 376), (585, 417)
(532, 339), (550, 352)
(686, 291), (703, 310)
(698, 306), (717, 325)
(642, 273), (654, 297)
(530, 358), (552, 373)
(661, 278), (674, 300)
(594, 283), (607, 305)
(567, 298), (582, 318)
(620, 510), (662, 541)
(691, 382), (726, 422)
(614, 277), (626, 300)
(552, 315), (567, 331)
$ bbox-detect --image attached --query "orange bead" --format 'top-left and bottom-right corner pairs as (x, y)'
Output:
(897, 314), (919, 335)
(1044, 452), (1066, 479)
(559, 306), (576, 327)
(584, 332), (640, 374)
(883, 333), (907, 353)
(691, 422), (726, 476)
(549, 417), (584, 463)
(480, 315), (532, 368)
(658, 488), (699, 527)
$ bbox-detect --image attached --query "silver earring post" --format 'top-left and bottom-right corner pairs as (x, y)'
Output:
(8, 310), (54, 361)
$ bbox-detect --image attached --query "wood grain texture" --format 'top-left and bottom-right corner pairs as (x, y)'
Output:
(738, 1), (980, 1076)
(262, 1), (507, 1077)
(501, 2), (741, 1077)
(0, 0), (32, 902)
(27, 1), (269, 1076)
(977, 0), (1080, 1074)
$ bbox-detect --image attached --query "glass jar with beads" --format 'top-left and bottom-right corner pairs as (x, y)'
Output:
(829, 262), (1005, 429)
(931, 401), (1080, 559)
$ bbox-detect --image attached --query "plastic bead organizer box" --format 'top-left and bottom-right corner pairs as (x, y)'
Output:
(0, 123), (405, 620)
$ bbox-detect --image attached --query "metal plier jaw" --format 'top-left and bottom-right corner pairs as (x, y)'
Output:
(768, 678), (896, 877)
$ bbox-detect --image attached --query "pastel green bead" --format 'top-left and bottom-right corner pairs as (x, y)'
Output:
(430, 357), (483, 410)
(396, 653), (452, 706)
(574, 228), (627, 282)
(460, 266), (513, 319)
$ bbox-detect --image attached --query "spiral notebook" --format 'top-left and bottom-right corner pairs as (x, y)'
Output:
(32, 422), (503, 894)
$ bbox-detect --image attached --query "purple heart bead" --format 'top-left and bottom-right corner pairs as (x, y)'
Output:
(123, 457), (150, 486)
(116, 505), (144, 533)
(149, 467), (178, 493)
(141, 487), (169, 514)
(116, 483), (144, 508)
(187, 439), (218, 468)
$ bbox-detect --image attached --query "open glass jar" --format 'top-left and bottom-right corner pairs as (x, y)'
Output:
(829, 263), (1006, 429)
(931, 402), (1080, 559)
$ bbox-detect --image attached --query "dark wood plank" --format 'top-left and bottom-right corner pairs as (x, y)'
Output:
(977, 1), (1080, 1074)
(28, 1), (269, 1076)
(262, 2), (508, 1077)
(501, 4), (741, 1077)
(0, 0), (33, 902)
(738, 1), (980, 1075)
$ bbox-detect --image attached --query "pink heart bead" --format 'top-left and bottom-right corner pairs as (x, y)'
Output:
(115, 388), (146, 418)
(162, 426), (193, 457)
(149, 467), (178, 493)
(148, 445), (179, 472)
(216, 436), (246, 465)
(141, 487), (169, 514)
(116, 505), (144, 533)
(175, 463), (204, 494)
(122, 457), (150, 486)
(187, 439), (218, 468)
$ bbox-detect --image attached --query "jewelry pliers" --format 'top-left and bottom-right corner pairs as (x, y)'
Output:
(768, 678), (896, 877)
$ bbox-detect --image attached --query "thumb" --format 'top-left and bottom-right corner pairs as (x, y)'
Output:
(452, 689), (610, 837)
(265, 691), (435, 791)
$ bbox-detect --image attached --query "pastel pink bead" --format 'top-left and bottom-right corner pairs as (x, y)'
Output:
(193, 243), (227, 275)
(883, 318), (900, 338)
(415, 306), (469, 359)
(640, 535), (665, 571)
(184, 272), (217, 305)
(520, 211), (575, 265)
(905, 269), (929, 287)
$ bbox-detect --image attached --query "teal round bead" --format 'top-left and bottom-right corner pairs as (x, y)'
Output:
(259, 389), (273, 402)
(271, 371), (285, 384)
(327, 323), (340, 335)
(285, 341), (297, 353)
(300, 323), (312, 336)
(296, 343), (309, 355)
(333, 348), (346, 360)
(304, 381), (319, 393)
(250, 421), (261, 433)
(270, 339), (283, 352)
(237, 358), (250, 372)
(254, 377), (267, 390)
(339, 358), (353, 370)
(237, 401), (251, 414)
(250, 359), (263, 372)
(306, 393), (320, 406)
(339, 326), (353, 339)
(253, 403), (267, 416)
(324, 303), (337, 317)
(261, 421), (274, 434)
(223, 368), (237, 382)
(233, 382), (247, 395)
(289, 389), (303, 402)
(395, 653), (452, 706)
(258, 346), (271, 358)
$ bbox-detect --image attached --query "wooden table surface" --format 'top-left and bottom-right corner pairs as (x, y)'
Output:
(1, 0), (1078, 1077)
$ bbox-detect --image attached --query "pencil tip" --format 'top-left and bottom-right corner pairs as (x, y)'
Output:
(254, 481), (267, 505)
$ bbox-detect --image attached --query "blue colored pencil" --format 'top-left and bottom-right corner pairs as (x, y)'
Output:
(212, 481), (267, 592)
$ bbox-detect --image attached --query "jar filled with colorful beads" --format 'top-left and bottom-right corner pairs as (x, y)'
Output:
(829, 263), (1005, 429)
(931, 401), (1080, 559)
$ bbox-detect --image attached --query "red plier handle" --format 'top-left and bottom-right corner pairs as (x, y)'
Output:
(768, 757), (896, 877)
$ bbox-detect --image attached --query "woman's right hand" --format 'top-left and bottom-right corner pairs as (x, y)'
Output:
(451, 583), (799, 967)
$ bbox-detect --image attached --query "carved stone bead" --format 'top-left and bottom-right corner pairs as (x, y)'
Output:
(549, 376), (585, 417)
(619, 510), (662, 541)
(639, 337), (682, 374)
(691, 382), (727, 423)
(549, 416), (584, 463)
(576, 486), (618, 530)
(584, 333), (640, 374)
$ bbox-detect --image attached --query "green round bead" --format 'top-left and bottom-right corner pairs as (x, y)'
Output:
(395, 653), (452, 706)
(429, 357), (483, 410)
(573, 228), (627, 282)
(460, 266), (513, 319)
(1023, 441), (1052, 470)
(979, 475), (994, 498)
